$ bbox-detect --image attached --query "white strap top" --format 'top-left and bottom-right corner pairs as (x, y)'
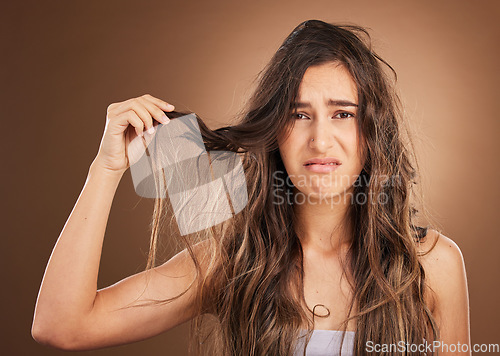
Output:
(294, 329), (355, 356)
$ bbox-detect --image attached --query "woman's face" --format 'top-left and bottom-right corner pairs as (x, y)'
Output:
(278, 62), (365, 202)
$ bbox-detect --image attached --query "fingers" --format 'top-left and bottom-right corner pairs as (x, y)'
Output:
(142, 94), (175, 112)
(123, 110), (146, 138)
(137, 97), (171, 128)
(113, 94), (174, 116)
(108, 94), (175, 137)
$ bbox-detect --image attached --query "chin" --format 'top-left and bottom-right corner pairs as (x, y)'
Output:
(295, 187), (346, 203)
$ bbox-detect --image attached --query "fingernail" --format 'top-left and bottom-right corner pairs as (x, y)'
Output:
(147, 126), (155, 134)
(160, 114), (170, 124)
(167, 104), (175, 110)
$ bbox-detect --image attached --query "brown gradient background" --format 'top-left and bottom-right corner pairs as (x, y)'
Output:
(1, 0), (499, 354)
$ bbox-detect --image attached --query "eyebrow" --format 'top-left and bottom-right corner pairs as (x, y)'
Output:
(292, 99), (358, 109)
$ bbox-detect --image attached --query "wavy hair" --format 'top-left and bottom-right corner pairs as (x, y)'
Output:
(140, 20), (441, 355)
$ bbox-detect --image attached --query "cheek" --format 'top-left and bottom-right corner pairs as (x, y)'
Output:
(344, 135), (357, 151)
(344, 125), (363, 160)
(353, 130), (366, 167)
(278, 132), (300, 164)
(278, 141), (294, 172)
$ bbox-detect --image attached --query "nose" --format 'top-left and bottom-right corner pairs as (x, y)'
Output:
(309, 119), (333, 152)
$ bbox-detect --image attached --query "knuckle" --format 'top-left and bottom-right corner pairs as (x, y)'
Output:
(157, 108), (167, 118)
(127, 111), (138, 120)
(122, 98), (137, 108)
(106, 103), (116, 113)
(137, 96), (148, 105)
(123, 111), (134, 122)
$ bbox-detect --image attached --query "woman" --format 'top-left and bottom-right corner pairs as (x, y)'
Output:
(32, 20), (470, 355)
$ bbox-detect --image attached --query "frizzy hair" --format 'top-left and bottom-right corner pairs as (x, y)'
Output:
(138, 20), (441, 355)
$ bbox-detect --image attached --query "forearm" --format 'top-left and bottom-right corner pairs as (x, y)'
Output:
(33, 159), (124, 332)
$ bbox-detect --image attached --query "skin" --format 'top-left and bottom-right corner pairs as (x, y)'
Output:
(277, 62), (471, 354)
(32, 95), (211, 351)
(278, 61), (363, 255)
(32, 69), (470, 353)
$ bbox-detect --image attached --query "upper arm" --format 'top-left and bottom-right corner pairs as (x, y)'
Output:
(68, 239), (211, 350)
(419, 230), (471, 355)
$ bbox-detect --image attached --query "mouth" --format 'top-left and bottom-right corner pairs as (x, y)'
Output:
(303, 157), (342, 173)
(303, 157), (342, 166)
(304, 162), (340, 166)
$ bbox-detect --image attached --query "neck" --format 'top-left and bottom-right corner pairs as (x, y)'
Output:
(293, 187), (353, 257)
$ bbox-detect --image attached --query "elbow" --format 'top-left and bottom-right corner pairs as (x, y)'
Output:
(31, 321), (62, 350)
(31, 320), (85, 351)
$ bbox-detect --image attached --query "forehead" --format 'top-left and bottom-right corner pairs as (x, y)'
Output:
(296, 62), (358, 103)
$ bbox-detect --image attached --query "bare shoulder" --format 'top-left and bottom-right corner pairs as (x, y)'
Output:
(417, 229), (465, 273)
(416, 229), (468, 314)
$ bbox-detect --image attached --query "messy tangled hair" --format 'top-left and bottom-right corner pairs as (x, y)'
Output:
(141, 20), (441, 355)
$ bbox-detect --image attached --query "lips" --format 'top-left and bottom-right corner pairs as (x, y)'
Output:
(303, 157), (342, 166)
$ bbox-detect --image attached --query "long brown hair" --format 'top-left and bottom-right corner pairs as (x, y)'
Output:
(141, 20), (441, 355)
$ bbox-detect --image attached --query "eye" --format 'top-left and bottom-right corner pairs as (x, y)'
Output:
(334, 112), (355, 120)
(292, 113), (309, 120)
